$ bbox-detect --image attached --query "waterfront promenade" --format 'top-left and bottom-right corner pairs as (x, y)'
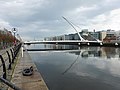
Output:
(8, 48), (48, 90)
(0, 45), (48, 90)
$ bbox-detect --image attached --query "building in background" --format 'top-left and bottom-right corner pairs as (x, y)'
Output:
(44, 29), (120, 43)
(103, 29), (117, 43)
(100, 31), (106, 41)
(89, 31), (100, 40)
(116, 30), (120, 40)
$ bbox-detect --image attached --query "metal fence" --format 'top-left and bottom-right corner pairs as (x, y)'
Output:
(0, 43), (22, 90)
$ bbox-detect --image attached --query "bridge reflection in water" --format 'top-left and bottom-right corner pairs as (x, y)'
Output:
(24, 40), (120, 47)
(26, 44), (120, 90)
(27, 44), (120, 90)
(26, 44), (120, 59)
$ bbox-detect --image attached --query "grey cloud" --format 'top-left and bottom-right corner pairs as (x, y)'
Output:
(82, 0), (120, 18)
(0, 0), (120, 40)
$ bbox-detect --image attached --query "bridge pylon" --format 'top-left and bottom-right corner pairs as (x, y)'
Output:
(62, 16), (85, 41)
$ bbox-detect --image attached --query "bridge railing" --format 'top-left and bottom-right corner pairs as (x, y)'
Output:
(0, 43), (22, 89)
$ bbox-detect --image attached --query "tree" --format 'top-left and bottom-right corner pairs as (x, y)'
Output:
(0, 30), (15, 48)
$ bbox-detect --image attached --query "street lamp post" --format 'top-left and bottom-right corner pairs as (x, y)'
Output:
(12, 28), (18, 46)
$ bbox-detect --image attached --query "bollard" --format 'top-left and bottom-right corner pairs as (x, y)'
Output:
(21, 46), (23, 57)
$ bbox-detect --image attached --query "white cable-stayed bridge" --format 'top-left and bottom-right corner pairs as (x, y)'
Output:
(24, 17), (120, 47)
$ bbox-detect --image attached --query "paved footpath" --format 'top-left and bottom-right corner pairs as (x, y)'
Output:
(8, 48), (48, 90)
(0, 47), (12, 55)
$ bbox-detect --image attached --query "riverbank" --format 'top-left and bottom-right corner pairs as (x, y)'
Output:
(8, 48), (48, 90)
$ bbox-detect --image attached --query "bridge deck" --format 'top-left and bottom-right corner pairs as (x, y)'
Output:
(24, 40), (120, 47)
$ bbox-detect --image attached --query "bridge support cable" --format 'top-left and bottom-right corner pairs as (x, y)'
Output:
(87, 33), (102, 43)
(62, 16), (85, 41)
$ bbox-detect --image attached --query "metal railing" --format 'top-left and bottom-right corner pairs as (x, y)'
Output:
(0, 43), (22, 90)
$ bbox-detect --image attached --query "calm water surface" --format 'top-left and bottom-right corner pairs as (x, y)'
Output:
(26, 44), (120, 90)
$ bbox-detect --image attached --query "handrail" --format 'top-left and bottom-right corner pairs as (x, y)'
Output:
(0, 43), (22, 89)
(0, 55), (7, 79)
(6, 51), (12, 69)
(0, 77), (21, 90)
(10, 48), (14, 63)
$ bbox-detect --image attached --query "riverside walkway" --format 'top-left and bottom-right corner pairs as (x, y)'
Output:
(0, 45), (48, 90)
(8, 48), (48, 90)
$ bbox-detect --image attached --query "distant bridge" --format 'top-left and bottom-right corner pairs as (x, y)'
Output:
(24, 40), (102, 46)
(24, 17), (120, 47)
(24, 40), (120, 47)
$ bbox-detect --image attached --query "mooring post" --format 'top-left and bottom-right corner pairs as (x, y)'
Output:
(21, 46), (23, 57)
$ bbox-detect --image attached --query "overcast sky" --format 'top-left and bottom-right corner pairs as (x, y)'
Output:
(0, 0), (120, 41)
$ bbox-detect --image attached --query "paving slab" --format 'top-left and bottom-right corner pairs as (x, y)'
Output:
(8, 49), (48, 90)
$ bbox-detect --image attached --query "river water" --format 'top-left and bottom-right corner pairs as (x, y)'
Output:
(26, 44), (120, 90)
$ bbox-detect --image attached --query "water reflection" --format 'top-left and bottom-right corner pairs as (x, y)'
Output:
(28, 44), (120, 90)
(50, 44), (120, 58)
(26, 44), (120, 58)
(62, 54), (80, 75)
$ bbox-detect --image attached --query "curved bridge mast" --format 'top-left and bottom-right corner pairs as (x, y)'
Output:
(62, 16), (85, 41)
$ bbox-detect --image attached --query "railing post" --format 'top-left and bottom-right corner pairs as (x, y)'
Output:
(0, 55), (7, 79)
(10, 44), (21, 64)
(6, 51), (12, 69)
(10, 48), (14, 63)
(14, 45), (17, 58)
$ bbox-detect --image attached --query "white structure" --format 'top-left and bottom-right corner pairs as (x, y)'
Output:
(116, 30), (120, 40)
(100, 31), (107, 41)
(62, 16), (85, 41)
